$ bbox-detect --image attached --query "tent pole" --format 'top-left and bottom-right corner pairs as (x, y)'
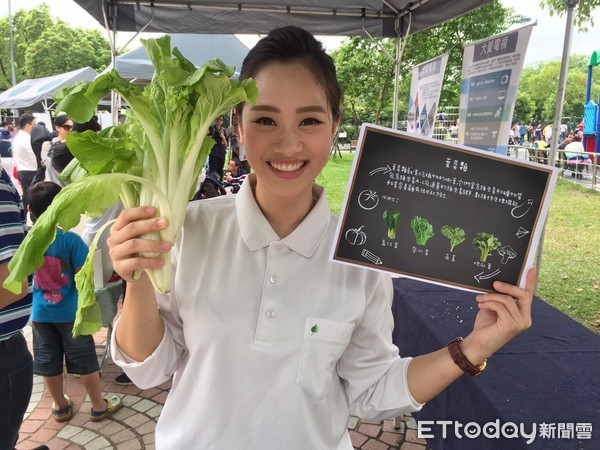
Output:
(8, 0), (17, 87)
(536, 0), (578, 293)
(548, 0), (578, 168)
(362, 13), (411, 130)
(392, 36), (400, 129)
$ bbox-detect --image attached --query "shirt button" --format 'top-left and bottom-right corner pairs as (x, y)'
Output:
(269, 274), (278, 284)
(265, 309), (275, 319)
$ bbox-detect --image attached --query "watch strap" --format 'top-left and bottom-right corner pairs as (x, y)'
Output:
(447, 337), (487, 377)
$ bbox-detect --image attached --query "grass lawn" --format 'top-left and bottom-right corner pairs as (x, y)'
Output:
(319, 152), (600, 334)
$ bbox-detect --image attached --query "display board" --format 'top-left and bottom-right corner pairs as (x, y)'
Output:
(331, 124), (558, 292)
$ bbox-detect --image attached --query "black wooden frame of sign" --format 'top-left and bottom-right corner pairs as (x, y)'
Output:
(332, 123), (558, 293)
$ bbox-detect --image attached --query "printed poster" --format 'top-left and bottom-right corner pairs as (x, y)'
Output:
(407, 54), (449, 137)
(331, 124), (557, 293)
(458, 25), (534, 155)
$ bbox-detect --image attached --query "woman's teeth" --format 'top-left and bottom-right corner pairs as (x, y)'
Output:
(270, 161), (304, 172)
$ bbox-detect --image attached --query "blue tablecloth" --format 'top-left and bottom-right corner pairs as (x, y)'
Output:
(392, 277), (600, 450)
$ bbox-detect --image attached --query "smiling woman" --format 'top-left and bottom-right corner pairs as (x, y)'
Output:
(103, 26), (537, 450)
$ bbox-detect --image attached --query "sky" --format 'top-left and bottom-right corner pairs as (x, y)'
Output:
(1, 0), (600, 66)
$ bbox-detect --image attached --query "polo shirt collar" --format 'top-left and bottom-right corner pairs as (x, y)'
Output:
(236, 174), (331, 257)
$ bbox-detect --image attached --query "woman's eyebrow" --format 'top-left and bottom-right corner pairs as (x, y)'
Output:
(248, 105), (326, 114)
(249, 105), (280, 113)
(296, 105), (327, 114)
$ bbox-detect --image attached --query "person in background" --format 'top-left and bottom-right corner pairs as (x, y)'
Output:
(71, 117), (132, 386)
(543, 123), (553, 146)
(192, 171), (227, 201)
(44, 115), (74, 186)
(208, 115), (228, 180)
(0, 128), (12, 157)
(12, 114), (37, 209)
(7, 125), (17, 140)
(223, 157), (248, 194)
(226, 113), (240, 160)
(237, 124), (252, 174)
(449, 119), (459, 139)
(106, 26), (536, 448)
(30, 121), (53, 186)
(564, 133), (588, 179)
(0, 166), (37, 450)
(28, 182), (123, 423)
(525, 122), (533, 142)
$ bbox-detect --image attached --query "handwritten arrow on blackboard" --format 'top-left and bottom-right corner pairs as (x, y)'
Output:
(369, 165), (392, 176)
(516, 227), (530, 239)
(474, 269), (501, 283)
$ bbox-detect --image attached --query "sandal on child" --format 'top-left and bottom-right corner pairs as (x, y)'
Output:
(52, 395), (73, 422)
(90, 394), (123, 422)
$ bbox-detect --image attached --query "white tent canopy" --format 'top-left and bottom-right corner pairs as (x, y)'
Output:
(0, 67), (99, 110)
(106, 34), (249, 80)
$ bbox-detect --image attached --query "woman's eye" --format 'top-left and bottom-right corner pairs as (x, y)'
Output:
(254, 117), (275, 126)
(301, 118), (324, 126)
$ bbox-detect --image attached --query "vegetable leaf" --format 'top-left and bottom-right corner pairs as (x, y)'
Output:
(440, 225), (466, 252)
(383, 210), (400, 240)
(3, 35), (258, 337)
(472, 232), (502, 262)
(411, 216), (435, 246)
(4, 174), (130, 293)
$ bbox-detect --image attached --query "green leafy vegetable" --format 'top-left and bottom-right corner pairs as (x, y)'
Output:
(472, 232), (502, 262)
(440, 225), (466, 252)
(3, 35), (257, 336)
(383, 210), (400, 239)
(411, 216), (434, 246)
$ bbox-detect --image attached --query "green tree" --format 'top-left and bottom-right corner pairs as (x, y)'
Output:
(541, 0), (600, 30)
(332, 1), (516, 136)
(25, 21), (111, 78)
(516, 55), (599, 123)
(0, 3), (110, 90)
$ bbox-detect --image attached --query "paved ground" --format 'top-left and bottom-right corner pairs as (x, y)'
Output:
(16, 324), (430, 450)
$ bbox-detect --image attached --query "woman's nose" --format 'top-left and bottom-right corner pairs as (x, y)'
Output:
(273, 129), (302, 154)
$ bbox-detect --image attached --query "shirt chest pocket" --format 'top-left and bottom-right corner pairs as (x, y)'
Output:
(296, 317), (355, 400)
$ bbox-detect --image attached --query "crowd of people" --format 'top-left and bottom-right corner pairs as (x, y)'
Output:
(508, 120), (585, 147)
(0, 107), (253, 448)
(2, 26), (537, 450)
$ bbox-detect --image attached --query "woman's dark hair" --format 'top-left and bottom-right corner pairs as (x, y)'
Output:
(235, 26), (343, 124)
(27, 181), (62, 222)
(53, 114), (71, 130)
(73, 116), (101, 133)
(50, 141), (74, 173)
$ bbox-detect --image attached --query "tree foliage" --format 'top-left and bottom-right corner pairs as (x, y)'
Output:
(514, 55), (600, 125)
(332, 1), (517, 137)
(0, 3), (111, 90)
(541, 0), (600, 31)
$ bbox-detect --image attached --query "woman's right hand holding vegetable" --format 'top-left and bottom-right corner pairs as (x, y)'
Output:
(108, 206), (171, 284)
(108, 206), (172, 361)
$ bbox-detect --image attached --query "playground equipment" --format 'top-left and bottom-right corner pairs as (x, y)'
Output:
(583, 50), (600, 153)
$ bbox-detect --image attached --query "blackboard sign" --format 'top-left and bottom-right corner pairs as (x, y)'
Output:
(331, 124), (558, 292)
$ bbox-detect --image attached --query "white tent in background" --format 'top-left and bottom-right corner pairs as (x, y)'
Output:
(105, 34), (250, 81)
(0, 67), (99, 110)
